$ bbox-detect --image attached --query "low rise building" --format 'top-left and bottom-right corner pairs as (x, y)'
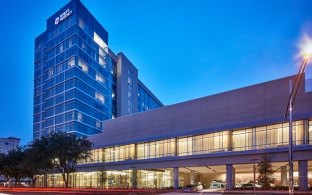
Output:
(37, 75), (312, 191)
(0, 137), (20, 154)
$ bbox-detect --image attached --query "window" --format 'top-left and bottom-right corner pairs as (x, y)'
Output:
(95, 73), (104, 83)
(77, 112), (83, 122)
(95, 92), (104, 103)
(309, 119), (312, 143)
(78, 59), (88, 73)
(233, 128), (252, 151)
(99, 56), (105, 66)
(48, 68), (53, 78)
(96, 121), (101, 129)
(93, 32), (107, 50)
(99, 47), (105, 57)
(127, 70), (133, 114)
(68, 57), (75, 67)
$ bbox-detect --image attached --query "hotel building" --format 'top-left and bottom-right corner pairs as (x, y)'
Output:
(34, 0), (312, 191)
(33, 0), (162, 139)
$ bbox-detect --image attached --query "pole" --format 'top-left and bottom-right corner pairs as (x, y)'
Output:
(289, 80), (294, 195)
(253, 164), (256, 191)
(284, 59), (308, 194)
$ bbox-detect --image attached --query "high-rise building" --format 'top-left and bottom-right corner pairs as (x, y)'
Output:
(33, 0), (163, 139)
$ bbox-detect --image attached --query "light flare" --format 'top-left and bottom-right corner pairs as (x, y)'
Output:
(298, 34), (312, 60)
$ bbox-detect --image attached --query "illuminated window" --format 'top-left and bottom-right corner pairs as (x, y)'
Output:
(78, 18), (84, 29)
(48, 68), (53, 78)
(93, 32), (108, 51)
(58, 43), (64, 53)
(95, 92), (104, 103)
(77, 112), (83, 122)
(99, 47), (105, 57)
(68, 57), (75, 67)
(96, 121), (101, 129)
(78, 59), (88, 73)
(96, 73), (104, 83)
(99, 56), (106, 66)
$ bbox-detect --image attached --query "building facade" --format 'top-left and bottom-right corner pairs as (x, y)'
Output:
(34, 0), (312, 191)
(37, 75), (312, 191)
(33, 0), (162, 139)
(0, 137), (20, 154)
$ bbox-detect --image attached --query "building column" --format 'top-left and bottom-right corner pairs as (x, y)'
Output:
(131, 168), (137, 189)
(190, 170), (195, 184)
(173, 167), (179, 190)
(226, 164), (234, 190)
(174, 138), (178, 156)
(281, 165), (287, 186)
(228, 131), (233, 151)
(233, 168), (235, 186)
(298, 160), (308, 191)
(252, 128), (257, 150)
(304, 119), (309, 145)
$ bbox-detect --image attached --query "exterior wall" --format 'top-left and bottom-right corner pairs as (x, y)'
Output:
(75, 75), (312, 190)
(0, 137), (20, 154)
(42, 75), (312, 189)
(116, 53), (139, 116)
(90, 75), (312, 148)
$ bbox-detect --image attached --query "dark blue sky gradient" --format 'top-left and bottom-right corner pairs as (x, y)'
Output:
(0, 0), (311, 145)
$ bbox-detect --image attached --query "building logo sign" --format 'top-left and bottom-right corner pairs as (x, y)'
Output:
(55, 9), (72, 25)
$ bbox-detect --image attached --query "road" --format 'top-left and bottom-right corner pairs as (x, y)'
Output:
(0, 188), (224, 195)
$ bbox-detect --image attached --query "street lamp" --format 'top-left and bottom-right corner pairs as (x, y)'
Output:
(284, 34), (312, 195)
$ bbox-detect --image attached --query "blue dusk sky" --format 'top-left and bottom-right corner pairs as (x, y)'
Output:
(0, 0), (311, 145)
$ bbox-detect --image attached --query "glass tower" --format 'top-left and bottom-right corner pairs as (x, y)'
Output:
(34, 0), (162, 139)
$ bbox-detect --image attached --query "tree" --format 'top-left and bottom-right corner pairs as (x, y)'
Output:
(47, 132), (93, 188)
(257, 156), (276, 189)
(98, 166), (107, 188)
(2, 148), (25, 187)
(0, 153), (4, 175)
(21, 137), (53, 187)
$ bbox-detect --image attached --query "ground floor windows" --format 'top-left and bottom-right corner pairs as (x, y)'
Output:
(38, 169), (173, 189)
(36, 160), (312, 190)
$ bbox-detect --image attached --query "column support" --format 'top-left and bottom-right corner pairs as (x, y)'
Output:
(226, 164), (233, 190)
(173, 167), (179, 190)
(131, 168), (137, 189)
(304, 119), (309, 145)
(298, 160), (308, 191)
(281, 165), (287, 186)
(190, 170), (195, 184)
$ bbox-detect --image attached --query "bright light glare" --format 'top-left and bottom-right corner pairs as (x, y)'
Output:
(299, 34), (312, 60)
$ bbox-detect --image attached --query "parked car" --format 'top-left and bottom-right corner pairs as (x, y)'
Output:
(240, 182), (262, 189)
(210, 180), (226, 188)
(182, 183), (204, 192)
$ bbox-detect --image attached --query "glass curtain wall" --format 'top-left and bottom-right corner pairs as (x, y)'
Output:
(233, 121), (305, 151)
(78, 119), (309, 164)
(41, 169), (173, 189)
(177, 131), (230, 156)
(137, 139), (176, 160)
